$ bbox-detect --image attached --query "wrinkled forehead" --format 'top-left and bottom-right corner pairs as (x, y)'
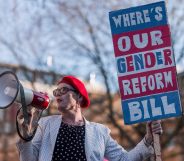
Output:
(57, 83), (75, 90)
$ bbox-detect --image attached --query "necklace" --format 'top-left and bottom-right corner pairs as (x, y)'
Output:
(62, 119), (84, 126)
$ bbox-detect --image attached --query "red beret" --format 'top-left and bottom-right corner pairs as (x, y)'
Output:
(58, 75), (90, 108)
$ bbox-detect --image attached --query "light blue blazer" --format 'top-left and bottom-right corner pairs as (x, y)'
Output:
(17, 115), (154, 161)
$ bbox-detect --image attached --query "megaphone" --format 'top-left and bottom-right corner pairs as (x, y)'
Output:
(0, 71), (50, 110)
(0, 71), (50, 141)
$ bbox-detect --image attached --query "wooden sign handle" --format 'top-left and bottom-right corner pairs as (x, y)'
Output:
(153, 133), (162, 161)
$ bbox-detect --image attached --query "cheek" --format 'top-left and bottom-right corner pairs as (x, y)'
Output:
(68, 94), (77, 104)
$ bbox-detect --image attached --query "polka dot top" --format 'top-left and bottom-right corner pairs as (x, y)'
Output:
(52, 121), (87, 161)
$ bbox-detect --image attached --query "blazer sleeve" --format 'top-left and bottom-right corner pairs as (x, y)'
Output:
(16, 117), (47, 161)
(104, 128), (154, 161)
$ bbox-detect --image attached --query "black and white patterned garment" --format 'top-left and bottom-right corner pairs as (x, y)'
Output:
(52, 121), (87, 161)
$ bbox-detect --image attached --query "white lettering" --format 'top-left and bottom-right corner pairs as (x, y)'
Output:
(155, 6), (163, 21)
(162, 96), (176, 114)
(118, 36), (131, 52)
(147, 75), (155, 91)
(123, 14), (130, 27)
(150, 98), (162, 116)
(150, 30), (163, 46)
(136, 11), (144, 24)
(117, 30), (163, 52)
(130, 12), (136, 25)
(140, 77), (147, 92)
(155, 73), (164, 89)
(143, 10), (151, 23)
(127, 96), (176, 122)
(133, 33), (148, 48)
(132, 78), (140, 94)
(142, 100), (150, 119)
(122, 71), (173, 96)
(164, 71), (173, 87)
(112, 15), (122, 27)
(111, 7), (163, 28)
(122, 80), (132, 95)
(128, 102), (142, 121)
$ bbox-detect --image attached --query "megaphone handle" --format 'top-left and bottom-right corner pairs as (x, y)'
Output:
(19, 83), (29, 124)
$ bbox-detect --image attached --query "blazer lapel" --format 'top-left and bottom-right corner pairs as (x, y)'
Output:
(85, 119), (93, 161)
(49, 115), (62, 152)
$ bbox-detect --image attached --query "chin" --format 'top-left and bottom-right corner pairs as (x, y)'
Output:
(58, 105), (69, 112)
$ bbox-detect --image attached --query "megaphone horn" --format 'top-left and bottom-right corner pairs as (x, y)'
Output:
(0, 71), (50, 110)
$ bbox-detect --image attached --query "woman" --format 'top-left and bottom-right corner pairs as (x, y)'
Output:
(17, 75), (162, 161)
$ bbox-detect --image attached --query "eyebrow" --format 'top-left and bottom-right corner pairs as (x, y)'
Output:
(58, 87), (76, 90)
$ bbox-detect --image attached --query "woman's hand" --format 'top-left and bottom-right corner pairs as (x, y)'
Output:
(144, 120), (163, 146)
(17, 106), (39, 140)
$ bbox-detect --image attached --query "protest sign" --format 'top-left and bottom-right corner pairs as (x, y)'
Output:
(109, 1), (182, 124)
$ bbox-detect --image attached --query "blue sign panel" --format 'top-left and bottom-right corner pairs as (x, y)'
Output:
(122, 91), (182, 124)
(109, 1), (167, 34)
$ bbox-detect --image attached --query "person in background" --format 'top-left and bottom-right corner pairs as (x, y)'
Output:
(16, 75), (162, 161)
